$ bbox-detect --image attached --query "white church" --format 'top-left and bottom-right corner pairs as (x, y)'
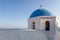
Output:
(0, 7), (60, 40)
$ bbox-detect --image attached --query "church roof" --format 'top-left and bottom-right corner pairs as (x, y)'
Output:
(30, 9), (52, 18)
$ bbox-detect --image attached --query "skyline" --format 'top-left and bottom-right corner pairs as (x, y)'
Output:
(0, 0), (60, 28)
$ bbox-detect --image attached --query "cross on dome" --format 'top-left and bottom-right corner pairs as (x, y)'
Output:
(40, 5), (43, 8)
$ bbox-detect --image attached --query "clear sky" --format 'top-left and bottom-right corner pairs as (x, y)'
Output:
(0, 0), (60, 28)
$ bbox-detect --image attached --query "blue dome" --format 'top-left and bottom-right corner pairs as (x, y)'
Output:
(30, 9), (52, 18)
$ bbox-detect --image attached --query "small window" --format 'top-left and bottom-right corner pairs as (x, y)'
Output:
(45, 21), (50, 31)
(32, 22), (35, 29)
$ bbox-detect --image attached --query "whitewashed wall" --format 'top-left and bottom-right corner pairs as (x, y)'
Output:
(0, 29), (47, 40)
(28, 16), (41, 30)
(28, 16), (57, 40)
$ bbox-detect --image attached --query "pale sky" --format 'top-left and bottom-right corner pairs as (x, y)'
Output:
(0, 0), (60, 28)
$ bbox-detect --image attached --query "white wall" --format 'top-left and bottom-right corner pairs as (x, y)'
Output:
(54, 31), (60, 40)
(28, 16), (41, 30)
(40, 16), (56, 35)
(0, 29), (47, 40)
(28, 16), (57, 40)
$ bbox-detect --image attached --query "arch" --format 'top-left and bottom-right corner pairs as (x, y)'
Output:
(32, 22), (35, 29)
(45, 21), (50, 31)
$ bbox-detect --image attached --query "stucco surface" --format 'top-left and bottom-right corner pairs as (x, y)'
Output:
(54, 31), (60, 40)
(0, 29), (47, 40)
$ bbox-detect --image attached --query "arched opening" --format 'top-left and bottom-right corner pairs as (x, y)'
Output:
(32, 22), (35, 29)
(45, 21), (50, 31)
